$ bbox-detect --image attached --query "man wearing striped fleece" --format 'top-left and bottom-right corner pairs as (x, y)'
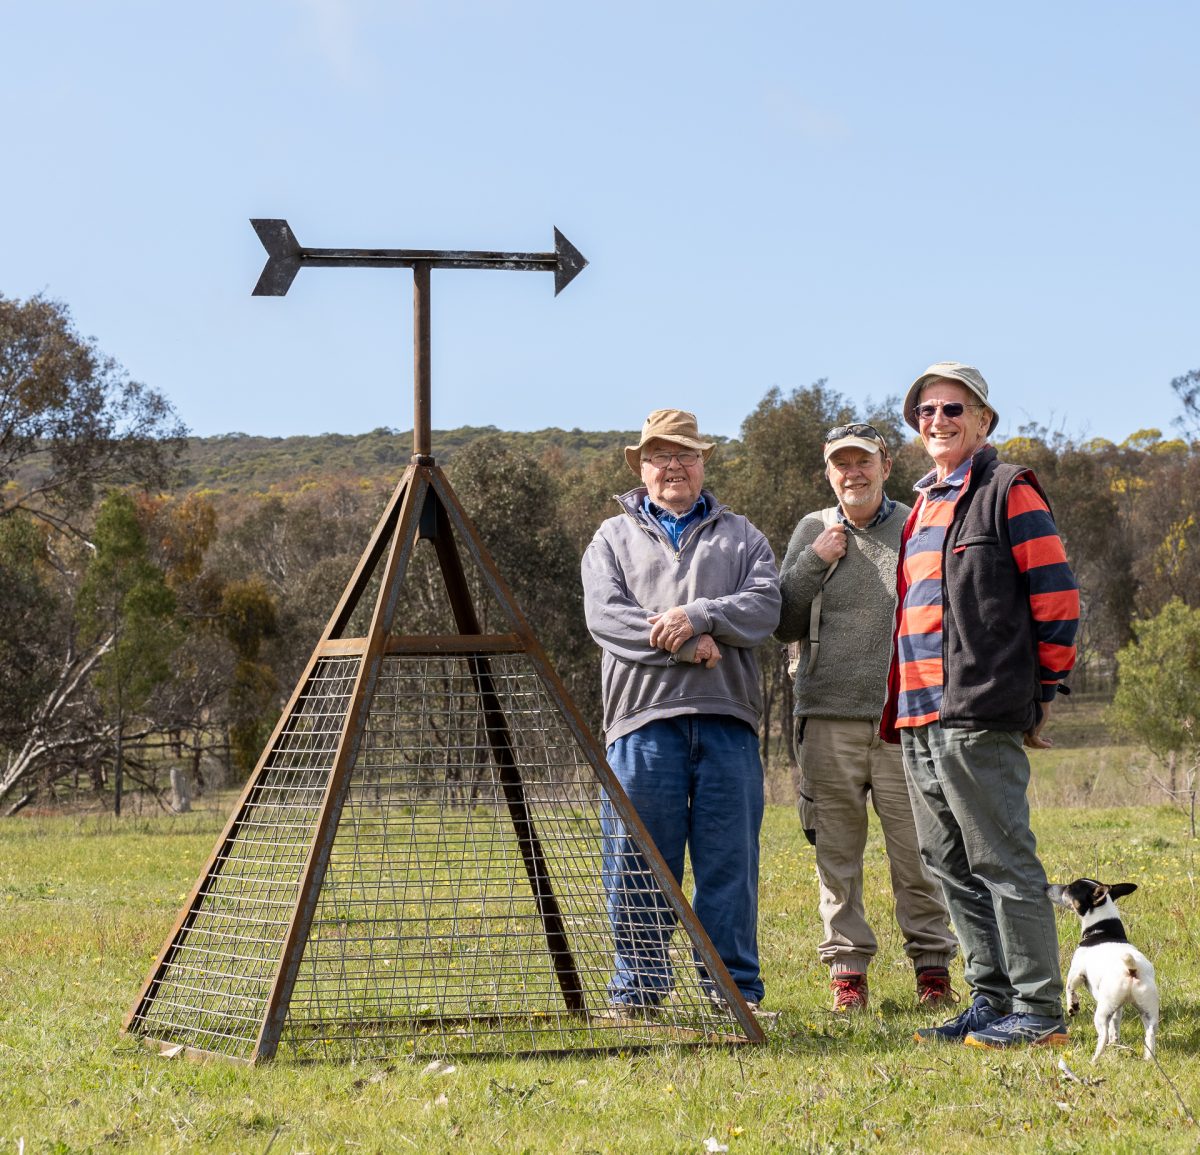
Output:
(881, 361), (1079, 1051)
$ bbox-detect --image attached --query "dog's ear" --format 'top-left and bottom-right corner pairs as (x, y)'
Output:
(1109, 882), (1138, 900)
(1090, 882), (1110, 904)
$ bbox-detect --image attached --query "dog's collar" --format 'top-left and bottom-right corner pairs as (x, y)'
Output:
(1079, 917), (1129, 946)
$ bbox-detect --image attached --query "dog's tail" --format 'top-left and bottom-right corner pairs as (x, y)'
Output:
(1120, 950), (1142, 980)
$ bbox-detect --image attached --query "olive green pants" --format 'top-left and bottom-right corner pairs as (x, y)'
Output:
(798, 717), (956, 975)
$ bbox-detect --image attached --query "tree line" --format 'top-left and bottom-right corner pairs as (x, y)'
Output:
(3, 290), (1199, 815)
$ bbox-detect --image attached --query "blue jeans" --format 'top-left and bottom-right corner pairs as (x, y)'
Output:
(601, 715), (765, 1005)
(901, 723), (1063, 1017)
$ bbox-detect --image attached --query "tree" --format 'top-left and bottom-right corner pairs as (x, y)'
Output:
(220, 578), (280, 774)
(76, 492), (180, 815)
(0, 514), (67, 741)
(450, 437), (595, 720)
(0, 293), (186, 535)
(1108, 598), (1200, 832)
(1172, 367), (1200, 439)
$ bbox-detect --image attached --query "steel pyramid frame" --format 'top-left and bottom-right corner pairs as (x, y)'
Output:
(124, 460), (764, 1063)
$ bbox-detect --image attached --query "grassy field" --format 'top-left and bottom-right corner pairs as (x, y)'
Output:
(3, 715), (1200, 1153)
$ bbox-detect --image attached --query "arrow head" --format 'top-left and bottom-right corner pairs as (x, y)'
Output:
(250, 218), (303, 296)
(553, 228), (588, 295)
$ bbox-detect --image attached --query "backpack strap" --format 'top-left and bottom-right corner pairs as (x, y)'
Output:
(805, 507), (842, 676)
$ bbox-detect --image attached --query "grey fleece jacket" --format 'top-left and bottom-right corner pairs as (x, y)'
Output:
(582, 488), (781, 744)
(776, 500), (910, 721)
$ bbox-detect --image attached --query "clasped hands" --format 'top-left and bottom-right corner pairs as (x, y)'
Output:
(648, 606), (721, 668)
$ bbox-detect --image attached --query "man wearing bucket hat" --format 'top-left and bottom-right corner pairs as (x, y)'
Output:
(777, 422), (956, 1014)
(881, 362), (1079, 1050)
(582, 409), (781, 1013)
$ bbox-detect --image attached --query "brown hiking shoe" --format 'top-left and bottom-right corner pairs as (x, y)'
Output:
(916, 966), (960, 1009)
(831, 972), (869, 1012)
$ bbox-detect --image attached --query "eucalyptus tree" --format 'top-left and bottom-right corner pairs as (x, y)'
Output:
(0, 293), (185, 535)
(0, 293), (186, 813)
(76, 492), (180, 815)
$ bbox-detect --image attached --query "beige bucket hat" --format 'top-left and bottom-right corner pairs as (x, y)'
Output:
(903, 361), (999, 434)
(624, 409), (717, 473)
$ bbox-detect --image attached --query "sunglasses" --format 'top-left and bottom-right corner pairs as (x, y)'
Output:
(825, 422), (883, 442)
(911, 401), (978, 422)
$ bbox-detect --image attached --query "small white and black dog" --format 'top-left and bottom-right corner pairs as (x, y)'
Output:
(1046, 879), (1159, 1061)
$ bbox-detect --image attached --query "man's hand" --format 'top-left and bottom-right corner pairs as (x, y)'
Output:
(692, 634), (722, 669)
(648, 606), (696, 653)
(811, 524), (848, 565)
(1024, 699), (1054, 749)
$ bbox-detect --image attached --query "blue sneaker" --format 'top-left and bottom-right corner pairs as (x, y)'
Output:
(914, 994), (1002, 1043)
(965, 1011), (1068, 1049)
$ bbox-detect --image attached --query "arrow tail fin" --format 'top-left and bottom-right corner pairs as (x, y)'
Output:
(251, 219), (303, 296)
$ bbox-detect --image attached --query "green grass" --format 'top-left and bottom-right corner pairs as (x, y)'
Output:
(4, 764), (1200, 1152)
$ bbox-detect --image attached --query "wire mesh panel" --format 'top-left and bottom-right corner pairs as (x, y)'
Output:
(278, 653), (752, 1059)
(127, 657), (361, 1061)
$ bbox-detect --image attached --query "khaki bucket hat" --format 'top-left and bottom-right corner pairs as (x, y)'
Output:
(624, 409), (717, 473)
(903, 361), (999, 435)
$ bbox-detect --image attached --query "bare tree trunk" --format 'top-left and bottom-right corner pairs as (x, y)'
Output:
(170, 765), (191, 813)
(114, 723), (124, 818)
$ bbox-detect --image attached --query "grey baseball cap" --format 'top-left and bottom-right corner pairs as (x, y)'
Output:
(903, 361), (999, 434)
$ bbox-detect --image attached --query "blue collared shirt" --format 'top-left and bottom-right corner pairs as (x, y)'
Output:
(914, 456), (973, 495)
(838, 494), (897, 531)
(644, 493), (709, 550)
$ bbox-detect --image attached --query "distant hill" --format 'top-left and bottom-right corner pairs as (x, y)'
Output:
(174, 425), (655, 494)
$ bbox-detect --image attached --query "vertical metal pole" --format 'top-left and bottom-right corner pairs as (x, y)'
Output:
(413, 262), (432, 463)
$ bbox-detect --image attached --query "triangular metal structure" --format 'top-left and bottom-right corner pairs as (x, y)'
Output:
(124, 460), (764, 1062)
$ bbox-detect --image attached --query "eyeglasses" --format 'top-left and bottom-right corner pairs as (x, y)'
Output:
(911, 401), (978, 422)
(826, 422), (883, 442)
(643, 451), (701, 468)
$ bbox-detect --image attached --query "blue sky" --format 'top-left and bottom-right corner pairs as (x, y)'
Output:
(3, 1), (1198, 447)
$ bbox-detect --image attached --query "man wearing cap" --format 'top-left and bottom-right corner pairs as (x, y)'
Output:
(881, 362), (1079, 1049)
(778, 423), (956, 1013)
(582, 409), (780, 1012)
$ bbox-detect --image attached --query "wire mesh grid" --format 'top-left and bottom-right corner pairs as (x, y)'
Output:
(129, 647), (754, 1061)
(128, 657), (361, 1061)
(278, 653), (753, 1060)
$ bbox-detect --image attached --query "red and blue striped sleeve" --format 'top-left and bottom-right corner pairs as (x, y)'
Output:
(1008, 475), (1079, 697)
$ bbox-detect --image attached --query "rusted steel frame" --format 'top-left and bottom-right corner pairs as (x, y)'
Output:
(423, 481), (585, 1012)
(427, 467), (764, 1042)
(317, 634), (525, 658)
(254, 471), (431, 1061)
(124, 471), (420, 1044)
(412, 262), (432, 462)
(326, 466), (416, 640)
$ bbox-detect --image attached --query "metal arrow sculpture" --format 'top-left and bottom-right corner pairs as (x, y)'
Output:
(251, 219), (588, 298)
(250, 218), (588, 461)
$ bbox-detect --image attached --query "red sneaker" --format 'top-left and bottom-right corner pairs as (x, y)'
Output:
(831, 972), (869, 1012)
(916, 966), (960, 1009)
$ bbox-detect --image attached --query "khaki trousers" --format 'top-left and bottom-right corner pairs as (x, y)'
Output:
(798, 717), (956, 974)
